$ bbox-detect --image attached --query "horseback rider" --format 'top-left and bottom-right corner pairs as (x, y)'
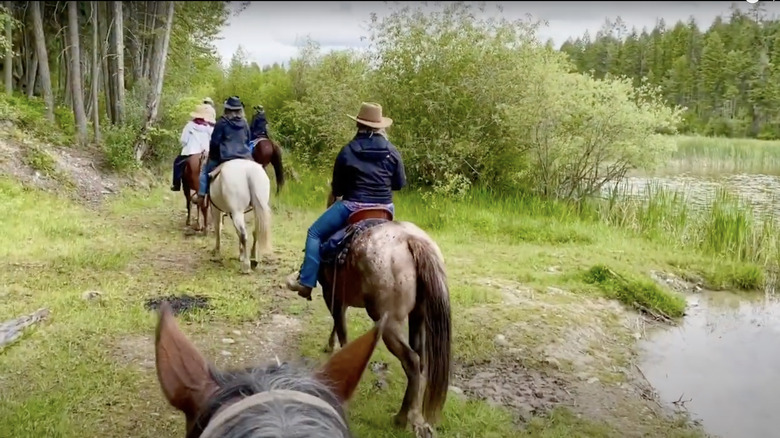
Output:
(170, 103), (215, 192)
(192, 96), (253, 206)
(202, 97), (217, 122)
(250, 105), (269, 140)
(285, 102), (407, 300)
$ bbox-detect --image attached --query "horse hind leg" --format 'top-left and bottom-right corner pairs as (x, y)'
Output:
(231, 212), (251, 274)
(382, 319), (424, 430)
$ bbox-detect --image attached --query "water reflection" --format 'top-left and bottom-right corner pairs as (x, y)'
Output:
(637, 291), (780, 438)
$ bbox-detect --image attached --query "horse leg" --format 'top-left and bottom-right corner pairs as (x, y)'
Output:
(334, 302), (348, 348)
(185, 194), (191, 226)
(230, 212), (251, 274)
(383, 319), (423, 430)
(212, 208), (223, 259)
(200, 202), (209, 233)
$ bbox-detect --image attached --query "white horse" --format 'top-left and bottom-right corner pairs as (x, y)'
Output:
(207, 158), (272, 274)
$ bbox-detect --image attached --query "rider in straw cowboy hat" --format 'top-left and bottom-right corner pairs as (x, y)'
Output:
(202, 97), (217, 121)
(286, 102), (407, 300)
(170, 103), (216, 192)
(192, 96), (253, 205)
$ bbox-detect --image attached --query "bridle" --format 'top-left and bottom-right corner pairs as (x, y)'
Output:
(199, 389), (347, 438)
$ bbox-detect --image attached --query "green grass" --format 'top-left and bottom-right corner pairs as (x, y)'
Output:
(0, 166), (709, 437)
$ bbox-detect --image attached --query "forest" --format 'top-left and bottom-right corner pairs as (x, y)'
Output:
(561, 4), (780, 139)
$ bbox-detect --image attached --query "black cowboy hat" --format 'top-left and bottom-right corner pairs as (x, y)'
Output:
(224, 96), (243, 111)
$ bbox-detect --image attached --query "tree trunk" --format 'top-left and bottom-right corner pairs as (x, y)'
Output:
(30, 1), (54, 122)
(27, 47), (37, 98)
(142, 1), (158, 81)
(91, 1), (100, 142)
(67, 1), (88, 144)
(111, 0), (125, 124)
(4, 1), (12, 94)
(134, 1), (174, 162)
(98, 1), (114, 124)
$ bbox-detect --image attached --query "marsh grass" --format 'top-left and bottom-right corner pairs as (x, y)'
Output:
(655, 135), (780, 176)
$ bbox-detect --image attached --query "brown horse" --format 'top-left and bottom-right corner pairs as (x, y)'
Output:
(317, 193), (452, 436)
(251, 137), (285, 194)
(154, 301), (388, 437)
(181, 152), (209, 231)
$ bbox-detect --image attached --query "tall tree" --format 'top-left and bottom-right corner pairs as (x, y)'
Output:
(111, 1), (125, 124)
(91, 1), (100, 142)
(134, 1), (175, 161)
(67, 1), (88, 144)
(4, 1), (11, 95)
(30, 1), (53, 122)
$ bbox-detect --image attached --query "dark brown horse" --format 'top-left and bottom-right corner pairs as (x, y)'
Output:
(317, 193), (452, 437)
(154, 301), (387, 437)
(181, 152), (209, 231)
(251, 137), (285, 195)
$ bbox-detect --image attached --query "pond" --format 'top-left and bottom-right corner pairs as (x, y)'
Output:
(637, 290), (780, 438)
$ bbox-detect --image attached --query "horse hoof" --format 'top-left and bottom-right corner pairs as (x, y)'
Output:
(413, 423), (435, 438)
(250, 259), (259, 269)
(393, 413), (408, 428)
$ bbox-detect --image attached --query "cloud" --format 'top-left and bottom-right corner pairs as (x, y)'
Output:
(214, 1), (780, 67)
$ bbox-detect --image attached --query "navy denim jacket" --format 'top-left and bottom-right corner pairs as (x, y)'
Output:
(209, 115), (252, 163)
(331, 132), (407, 205)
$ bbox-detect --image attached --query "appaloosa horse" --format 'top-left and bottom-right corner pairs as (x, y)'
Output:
(316, 193), (452, 437)
(251, 137), (285, 195)
(207, 158), (273, 274)
(153, 301), (387, 438)
(181, 152), (209, 231)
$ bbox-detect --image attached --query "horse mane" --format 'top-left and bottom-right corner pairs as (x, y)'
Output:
(187, 361), (351, 438)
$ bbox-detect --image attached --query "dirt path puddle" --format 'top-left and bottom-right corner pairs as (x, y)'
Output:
(638, 290), (780, 438)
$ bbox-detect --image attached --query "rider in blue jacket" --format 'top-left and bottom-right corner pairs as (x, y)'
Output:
(192, 96), (252, 206)
(285, 102), (407, 300)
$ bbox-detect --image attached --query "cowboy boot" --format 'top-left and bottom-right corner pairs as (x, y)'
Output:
(285, 273), (312, 301)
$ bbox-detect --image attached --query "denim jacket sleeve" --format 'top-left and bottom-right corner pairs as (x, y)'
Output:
(331, 146), (348, 198)
(390, 148), (407, 191)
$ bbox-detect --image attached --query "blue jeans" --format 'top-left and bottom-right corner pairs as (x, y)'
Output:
(299, 200), (351, 288)
(198, 159), (219, 197)
(171, 155), (188, 190)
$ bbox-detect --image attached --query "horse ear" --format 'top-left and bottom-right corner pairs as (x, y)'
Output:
(154, 302), (219, 423)
(315, 314), (387, 403)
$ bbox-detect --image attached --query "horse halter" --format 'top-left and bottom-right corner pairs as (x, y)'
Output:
(199, 389), (347, 438)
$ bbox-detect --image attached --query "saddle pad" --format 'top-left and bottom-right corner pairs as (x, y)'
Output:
(320, 218), (388, 265)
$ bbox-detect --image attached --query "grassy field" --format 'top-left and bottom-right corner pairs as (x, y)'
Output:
(3, 139), (764, 437)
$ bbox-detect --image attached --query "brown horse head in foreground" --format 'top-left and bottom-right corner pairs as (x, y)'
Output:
(318, 195), (452, 437)
(154, 301), (386, 437)
(251, 137), (285, 195)
(182, 152), (209, 232)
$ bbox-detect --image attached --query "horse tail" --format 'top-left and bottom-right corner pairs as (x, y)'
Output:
(247, 170), (272, 253)
(269, 141), (285, 195)
(407, 236), (451, 423)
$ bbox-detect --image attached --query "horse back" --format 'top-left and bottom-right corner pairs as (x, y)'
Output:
(251, 138), (275, 166)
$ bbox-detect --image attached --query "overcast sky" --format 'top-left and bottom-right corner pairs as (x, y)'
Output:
(213, 1), (780, 67)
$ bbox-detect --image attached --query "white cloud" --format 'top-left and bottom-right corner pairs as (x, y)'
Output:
(214, 1), (780, 67)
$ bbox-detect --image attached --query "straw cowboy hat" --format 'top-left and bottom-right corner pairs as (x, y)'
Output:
(203, 97), (214, 106)
(190, 103), (216, 124)
(347, 102), (393, 129)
